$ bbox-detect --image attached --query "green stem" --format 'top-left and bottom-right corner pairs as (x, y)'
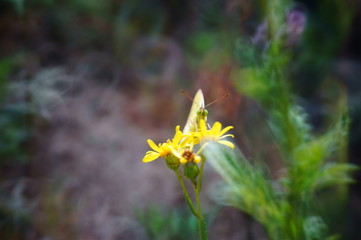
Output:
(194, 182), (208, 240)
(175, 170), (199, 217)
(175, 158), (208, 240)
(198, 157), (206, 192)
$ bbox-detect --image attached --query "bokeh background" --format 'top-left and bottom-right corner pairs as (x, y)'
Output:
(1, 0), (361, 239)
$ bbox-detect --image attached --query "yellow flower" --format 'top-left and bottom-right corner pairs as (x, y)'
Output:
(142, 125), (184, 163)
(171, 146), (202, 165)
(168, 129), (202, 165)
(197, 119), (235, 149)
(142, 140), (172, 163)
(142, 125), (192, 170)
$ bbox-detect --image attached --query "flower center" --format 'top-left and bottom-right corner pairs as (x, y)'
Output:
(159, 146), (171, 157)
(182, 150), (194, 162)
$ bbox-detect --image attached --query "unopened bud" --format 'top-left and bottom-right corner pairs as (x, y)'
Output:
(184, 162), (200, 183)
(164, 154), (180, 171)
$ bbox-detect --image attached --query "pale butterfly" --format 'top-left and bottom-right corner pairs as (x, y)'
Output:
(182, 89), (229, 134)
(183, 89), (208, 134)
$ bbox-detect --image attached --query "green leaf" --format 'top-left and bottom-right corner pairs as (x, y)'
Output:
(203, 143), (282, 225)
(303, 216), (327, 240)
(313, 163), (358, 190)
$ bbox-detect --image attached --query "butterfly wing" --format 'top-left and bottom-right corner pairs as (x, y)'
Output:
(183, 89), (205, 134)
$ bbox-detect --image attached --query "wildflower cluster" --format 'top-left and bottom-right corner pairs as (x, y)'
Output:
(142, 95), (234, 240)
(142, 118), (234, 181)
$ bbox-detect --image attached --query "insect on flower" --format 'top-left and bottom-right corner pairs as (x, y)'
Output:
(182, 89), (230, 133)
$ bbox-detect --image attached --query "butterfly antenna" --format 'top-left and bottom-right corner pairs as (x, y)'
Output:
(206, 93), (230, 107)
(181, 89), (194, 102)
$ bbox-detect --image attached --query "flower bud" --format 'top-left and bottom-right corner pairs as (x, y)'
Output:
(184, 162), (200, 183)
(164, 154), (180, 171)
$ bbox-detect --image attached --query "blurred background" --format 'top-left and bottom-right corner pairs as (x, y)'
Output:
(0, 0), (361, 239)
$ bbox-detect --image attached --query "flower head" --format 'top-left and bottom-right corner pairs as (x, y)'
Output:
(197, 119), (234, 149)
(168, 132), (201, 165)
(172, 147), (202, 165)
(142, 118), (234, 170)
(142, 140), (171, 163)
(142, 125), (186, 170)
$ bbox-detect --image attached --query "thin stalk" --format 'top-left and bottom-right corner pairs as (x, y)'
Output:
(175, 170), (199, 218)
(198, 157), (207, 192)
(194, 182), (208, 240)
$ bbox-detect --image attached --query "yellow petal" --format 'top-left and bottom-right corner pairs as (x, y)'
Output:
(147, 139), (160, 152)
(219, 126), (233, 136)
(220, 134), (234, 139)
(218, 140), (235, 149)
(173, 125), (183, 145)
(212, 122), (222, 133)
(142, 152), (160, 162)
(169, 146), (182, 159)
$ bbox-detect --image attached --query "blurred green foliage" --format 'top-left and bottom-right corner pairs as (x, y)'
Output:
(136, 205), (198, 240)
(0, 55), (33, 238)
(0, 56), (31, 165)
(0, 57), (16, 100)
(205, 139), (355, 239)
(0, 181), (32, 239)
(204, 0), (358, 239)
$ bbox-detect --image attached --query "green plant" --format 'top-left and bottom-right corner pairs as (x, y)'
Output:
(202, 0), (357, 239)
(0, 56), (32, 165)
(0, 56), (34, 239)
(141, 90), (235, 240)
